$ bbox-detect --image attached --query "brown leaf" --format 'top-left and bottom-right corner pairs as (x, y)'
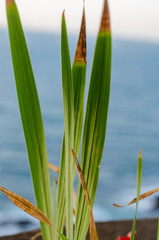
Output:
(48, 163), (60, 174)
(74, 6), (86, 63)
(71, 150), (99, 240)
(0, 187), (57, 232)
(30, 232), (42, 240)
(113, 188), (159, 207)
(99, 0), (110, 33)
(51, 173), (58, 185)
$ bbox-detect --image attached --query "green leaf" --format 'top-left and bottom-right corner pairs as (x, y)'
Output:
(53, 181), (57, 240)
(130, 150), (142, 240)
(72, 5), (86, 170)
(56, 8), (86, 239)
(157, 219), (159, 240)
(56, 134), (66, 238)
(61, 12), (74, 240)
(6, 1), (53, 239)
(75, 1), (111, 239)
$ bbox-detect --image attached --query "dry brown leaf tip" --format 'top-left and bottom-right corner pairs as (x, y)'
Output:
(62, 10), (66, 18)
(74, 6), (87, 63)
(139, 149), (142, 158)
(99, 0), (110, 33)
(6, 0), (14, 6)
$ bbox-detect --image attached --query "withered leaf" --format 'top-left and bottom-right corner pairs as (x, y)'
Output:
(114, 188), (159, 207)
(48, 163), (60, 174)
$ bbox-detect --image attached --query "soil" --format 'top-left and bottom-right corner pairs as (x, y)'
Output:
(0, 218), (158, 240)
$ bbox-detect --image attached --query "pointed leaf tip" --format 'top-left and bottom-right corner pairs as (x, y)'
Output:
(99, 0), (110, 32)
(74, 6), (86, 63)
(139, 149), (142, 158)
(62, 10), (65, 18)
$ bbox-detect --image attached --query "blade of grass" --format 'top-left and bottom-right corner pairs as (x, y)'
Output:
(56, 135), (66, 238)
(157, 219), (159, 240)
(130, 150), (142, 240)
(61, 11), (74, 240)
(72, 150), (99, 240)
(113, 188), (159, 207)
(75, 1), (111, 239)
(6, 1), (53, 240)
(56, 8), (86, 238)
(0, 187), (68, 240)
(53, 181), (57, 240)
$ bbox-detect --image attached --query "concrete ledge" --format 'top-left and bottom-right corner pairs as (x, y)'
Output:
(0, 218), (158, 240)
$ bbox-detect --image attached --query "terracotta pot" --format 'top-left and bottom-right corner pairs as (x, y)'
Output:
(0, 218), (158, 240)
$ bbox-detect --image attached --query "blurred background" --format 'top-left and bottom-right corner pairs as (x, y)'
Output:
(0, 0), (159, 237)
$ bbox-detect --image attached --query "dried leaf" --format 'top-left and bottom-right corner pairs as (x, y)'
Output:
(51, 173), (58, 185)
(0, 187), (68, 240)
(49, 163), (60, 174)
(30, 232), (42, 240)
(113, 188), (159, 207)
(71, 150), (99, 240)
(74, 6), (86, 63)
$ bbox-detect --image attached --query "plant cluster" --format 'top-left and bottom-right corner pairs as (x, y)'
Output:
(0, 0), (159, 240)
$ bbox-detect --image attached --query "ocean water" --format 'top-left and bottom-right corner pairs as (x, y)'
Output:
(0, 29), (159, 236)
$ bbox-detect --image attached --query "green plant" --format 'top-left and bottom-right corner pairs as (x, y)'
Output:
(1, 1), (159, 240)
(0, 0), (111, 239)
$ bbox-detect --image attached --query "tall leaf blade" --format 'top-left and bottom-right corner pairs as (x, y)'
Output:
(53, 181), (57, 240)
(75, 1), (111, 239)
(61, 12), (74, 240)
(72, 6), (86, 161)
(57, 134), (66, 237)
(6, 1), (53, 239)
(130, 150), (142, 240)
(56, 8), (86, 238)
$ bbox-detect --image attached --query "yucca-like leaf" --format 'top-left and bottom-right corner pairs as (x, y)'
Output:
(0, 187), (68, 240)
(56, 8), (86, 238)
(6, 1), (53, 239)
(75, 1), (111, 239)
(61, 11), (74, 240)
(130, 150), (142, 240)
(72, 7), (86, 162)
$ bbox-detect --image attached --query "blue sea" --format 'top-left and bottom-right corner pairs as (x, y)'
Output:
(0, 29), (159, 236)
